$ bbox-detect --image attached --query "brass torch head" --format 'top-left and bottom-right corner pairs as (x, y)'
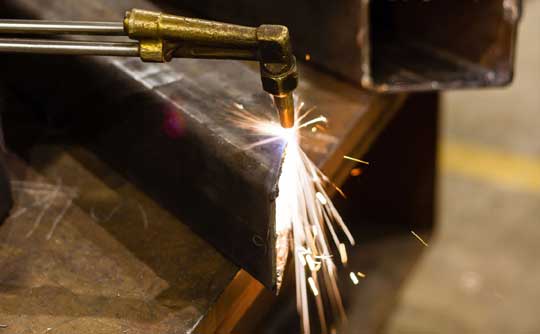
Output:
(260, 57), (298, 129)
(122, 11), (299, 127)
(256, 25), (297, 128)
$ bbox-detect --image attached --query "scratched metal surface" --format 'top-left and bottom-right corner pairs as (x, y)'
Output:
(0, 149), (237, 334)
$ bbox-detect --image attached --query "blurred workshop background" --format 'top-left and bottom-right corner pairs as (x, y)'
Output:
(384, 1), (540, 333)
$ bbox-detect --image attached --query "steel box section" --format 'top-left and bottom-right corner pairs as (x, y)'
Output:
(172, 0), (521, 92)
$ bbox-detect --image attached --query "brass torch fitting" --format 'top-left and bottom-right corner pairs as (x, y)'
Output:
(257, 25), (298, 128)
(260, 60), (297, 128)
(123, 9), (298, 127)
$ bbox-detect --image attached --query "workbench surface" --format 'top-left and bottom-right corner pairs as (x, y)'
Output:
(0, 147), (237, 333)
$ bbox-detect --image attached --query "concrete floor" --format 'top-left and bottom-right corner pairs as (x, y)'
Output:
(385, 1), (540, 333)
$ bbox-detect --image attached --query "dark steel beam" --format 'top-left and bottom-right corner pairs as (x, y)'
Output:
(168, 0), (521, 92)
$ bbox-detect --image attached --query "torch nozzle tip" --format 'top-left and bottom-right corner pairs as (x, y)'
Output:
(273, 93), (295, 128)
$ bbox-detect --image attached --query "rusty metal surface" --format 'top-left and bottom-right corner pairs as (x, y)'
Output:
(0, 149), (238, 333)
(166, 0), (521, 92)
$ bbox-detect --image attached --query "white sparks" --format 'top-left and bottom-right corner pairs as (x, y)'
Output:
(298, 252), (307, 267)
(411, 230), (429, 247)
(299, 115), (327, 129)
(343, 155), (370, 165)
(316, 192), (328, 205)
(230, 98), (355, 333)
(349, 272), (359, 285)
(311, 225), (319, 237)
(306, 254), (321, 272)
(339, 243), (348, 265)
(308, 277), (319, 296)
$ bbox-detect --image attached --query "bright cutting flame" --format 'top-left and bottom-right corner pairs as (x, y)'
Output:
(231, 99), (355, 334)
